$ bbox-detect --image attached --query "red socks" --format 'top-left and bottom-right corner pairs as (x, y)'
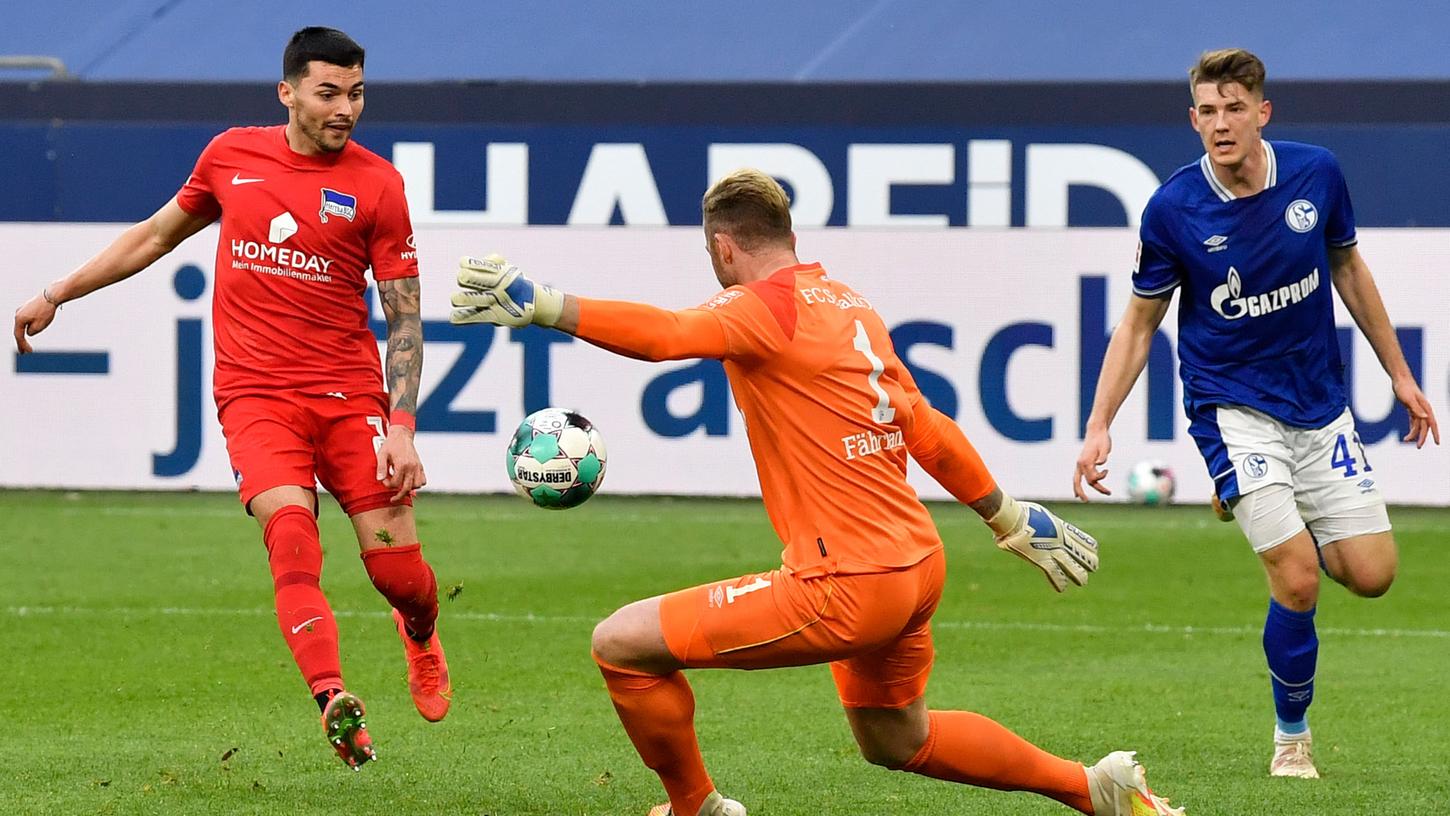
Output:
(902, 710), (1093, 813)
(264, 505), (343, 696)
(263, 511), (440, 701)
(361, 543), (439, 640)
(597, 657), (714, 816)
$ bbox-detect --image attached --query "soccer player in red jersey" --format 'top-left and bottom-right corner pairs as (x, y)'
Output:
(451, 169), (1187, 815)
(12, 27), (450, 769)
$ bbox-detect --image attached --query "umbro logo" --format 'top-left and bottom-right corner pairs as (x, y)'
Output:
(231, 173), (265, 185)
(1203, 235), (1229, 253)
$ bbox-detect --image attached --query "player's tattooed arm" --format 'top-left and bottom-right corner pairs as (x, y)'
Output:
(378, 277), (423, 416)
(967, 487), (1004, 521)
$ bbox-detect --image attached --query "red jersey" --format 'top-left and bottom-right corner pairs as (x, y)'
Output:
(175, 125), (418, 406)
(574, 263), (997, 575)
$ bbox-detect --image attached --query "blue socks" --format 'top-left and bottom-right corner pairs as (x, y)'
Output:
(1263, 599), (1317, 735)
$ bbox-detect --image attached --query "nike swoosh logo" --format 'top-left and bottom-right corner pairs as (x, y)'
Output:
(231, 173), (265, 185)
(290, 615), (324, 634)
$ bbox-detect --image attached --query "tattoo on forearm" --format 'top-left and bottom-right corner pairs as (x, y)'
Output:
(968, 487), (1004, 521)
(379, 277), (423, 416)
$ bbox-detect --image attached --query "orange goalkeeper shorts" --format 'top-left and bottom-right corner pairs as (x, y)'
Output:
(658, 548), (946, 709)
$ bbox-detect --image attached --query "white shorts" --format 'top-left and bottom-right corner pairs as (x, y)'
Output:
(1214, 405), (1391, 552)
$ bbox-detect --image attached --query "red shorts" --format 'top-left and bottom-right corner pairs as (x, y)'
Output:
(218, 390), (409, 517)
(659, 548), (946, 709)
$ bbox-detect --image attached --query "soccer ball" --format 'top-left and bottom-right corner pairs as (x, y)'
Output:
(506, 408), (608, 509)
(1125, 460), (1176, 505)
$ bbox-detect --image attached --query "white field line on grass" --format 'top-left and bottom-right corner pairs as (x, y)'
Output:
(50, 505), (766, 525)
(5, 604), (1448, 640)
(40, 504), (1447, 533)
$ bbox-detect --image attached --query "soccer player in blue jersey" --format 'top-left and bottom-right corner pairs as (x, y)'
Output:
(1073, 49), (1439, 779)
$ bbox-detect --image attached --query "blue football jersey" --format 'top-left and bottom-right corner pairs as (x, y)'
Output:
(1133, 140), (1357, 429)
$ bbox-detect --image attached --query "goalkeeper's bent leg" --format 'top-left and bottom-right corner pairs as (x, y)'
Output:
(596, 654), (715, 816)
(898, 710), (1093, 813)
(265, 505), (344, 697)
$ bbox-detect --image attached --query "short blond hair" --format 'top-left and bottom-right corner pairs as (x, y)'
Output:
(701, 168), (793, 252)
(1190, 48), (1266, 101)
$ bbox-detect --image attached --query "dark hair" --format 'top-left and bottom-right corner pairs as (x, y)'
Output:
(283, 27), (365, 82)
(1189, 48), (1266, 101)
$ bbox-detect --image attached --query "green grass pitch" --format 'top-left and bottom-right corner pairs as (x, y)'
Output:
(1, 491), (1447, 815)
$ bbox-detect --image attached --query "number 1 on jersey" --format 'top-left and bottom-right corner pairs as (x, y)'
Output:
(852, 320), (896, 424)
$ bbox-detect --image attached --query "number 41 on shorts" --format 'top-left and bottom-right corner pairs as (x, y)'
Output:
(1330, 432), (1372, 477)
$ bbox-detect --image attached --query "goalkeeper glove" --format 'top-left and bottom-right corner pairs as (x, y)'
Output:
(450, 254), (564, 328)
(986, 494), (1099, 592)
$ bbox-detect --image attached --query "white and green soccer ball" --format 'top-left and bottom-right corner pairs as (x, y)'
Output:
(506, 408), (607, 509)
(1125, 460), (1176, 506)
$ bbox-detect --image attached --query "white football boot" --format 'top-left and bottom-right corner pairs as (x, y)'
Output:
(647, 791), (746, 816)
(1086, 751), (1186, 815)
(1270, 729), (1319, 779)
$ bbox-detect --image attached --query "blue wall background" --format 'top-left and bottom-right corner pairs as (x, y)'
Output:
(4, 119), (1448, 226)
(5, 4), (1447, 225)
(2, 0), (1449, 82)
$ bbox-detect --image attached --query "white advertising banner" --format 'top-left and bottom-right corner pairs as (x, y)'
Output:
(2, 225), (1446, 505)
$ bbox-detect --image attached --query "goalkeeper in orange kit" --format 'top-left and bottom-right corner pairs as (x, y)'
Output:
(451, 169), (1187, 816)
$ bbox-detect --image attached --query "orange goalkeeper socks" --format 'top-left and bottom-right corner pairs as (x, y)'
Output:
(596, 656), (714, 816)
(902, 710), (1093, 813)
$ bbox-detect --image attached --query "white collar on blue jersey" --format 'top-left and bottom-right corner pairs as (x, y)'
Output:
(1199, 140), (1277, 202)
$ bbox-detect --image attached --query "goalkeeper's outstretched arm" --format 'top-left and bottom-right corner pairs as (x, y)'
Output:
(450, 254), (730, 362)
(907, 399), (1099, 592)
(565, 294), (734, 362)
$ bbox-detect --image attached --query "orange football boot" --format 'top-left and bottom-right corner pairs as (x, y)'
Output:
(392, 609), (452, 721)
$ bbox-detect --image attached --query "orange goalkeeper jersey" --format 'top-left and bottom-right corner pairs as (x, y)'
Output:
(574, 262), (996, 576)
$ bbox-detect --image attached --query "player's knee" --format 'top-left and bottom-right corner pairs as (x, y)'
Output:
(1264, 550), (1320, 610)
(591, 611), (644, 669)
(857, 744), (898, 768)
(590, 616), (624, 665)
(856, 738), (917, 769)
(1350, 572), (1394, 598)
(1273, 569), (1320, 611)
(593, 597), (679, 673)
(1339, 559), (1397, 598)
(1322, 528), (1398, 599)
(851, 726), (919, 768)
(846, 710), (928, 770)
